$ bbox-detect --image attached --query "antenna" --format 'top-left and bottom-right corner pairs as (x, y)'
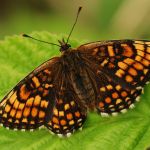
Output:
(22, 34), (61, 47)
(66, 6), (82, 44)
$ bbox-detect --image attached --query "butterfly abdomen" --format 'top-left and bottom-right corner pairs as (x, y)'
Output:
(70, 68), (96, 110)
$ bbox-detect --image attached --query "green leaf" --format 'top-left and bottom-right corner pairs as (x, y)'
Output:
(0, 31), (150, 150)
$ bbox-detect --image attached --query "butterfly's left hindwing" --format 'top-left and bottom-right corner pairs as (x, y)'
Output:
(0, 58), (59, 131)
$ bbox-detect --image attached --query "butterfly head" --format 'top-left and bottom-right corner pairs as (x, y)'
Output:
(58, 38), (71, 52)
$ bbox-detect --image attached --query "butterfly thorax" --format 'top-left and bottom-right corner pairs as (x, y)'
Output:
(60, 51), (97, 111)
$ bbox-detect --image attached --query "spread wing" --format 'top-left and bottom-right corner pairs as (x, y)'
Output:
(78, 40), (150, 115)
(0, 56), (87, 136)
(0, 57), (60, 131)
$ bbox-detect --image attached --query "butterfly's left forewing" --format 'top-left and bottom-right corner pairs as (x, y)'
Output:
(0, 57), (60, 131)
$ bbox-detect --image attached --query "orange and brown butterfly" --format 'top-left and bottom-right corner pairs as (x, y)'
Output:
(0, 7), (150, 137)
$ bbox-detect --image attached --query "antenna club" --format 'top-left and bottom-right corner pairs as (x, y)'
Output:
(79, 6), (82, 12)
(22, 34), (28, 37)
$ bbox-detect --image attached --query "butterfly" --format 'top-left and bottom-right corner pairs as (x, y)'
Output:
(0, 7), (150, 137)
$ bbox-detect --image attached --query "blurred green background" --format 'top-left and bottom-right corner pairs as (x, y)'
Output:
(0, 0), (150, 41)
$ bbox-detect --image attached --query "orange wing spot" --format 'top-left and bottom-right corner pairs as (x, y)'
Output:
(53, 124), (59, 129)
(15, 120), (19, 124)
(7, 90), (14, 99)
(108, 63), (115, 69)
(26, 97), (34, 107)
(133, 63), (143, 70)
(60, 120), (66, 126)
(121, 91), (127, 97)
(128, 68), (137, 76)
(16, 111), (22, 119)
(140, 76), (144, 81)
(122, 46), (133, 57)
(124, 58), (134, 65)
(75, 111), (81, 118)
(125, 97), (130, 102)
(52, 117), (59, 124)
(92, 48), (98, 55)
(101, 59), (108, 66)
(134, 44), (144, 51)
(108, 46), (115, 56)
(57, 99), (63, 104)
(125, 75), (133, 82)
(63, 126), (68, 129)
(144, 69), (148, 75)
(0, 98), (7, 107)
(5, 104), (11, 113)
(59, 111), (64, 116)
(106, 85), (113, 90)
(9, 92), (17, 104)
(64, 104), (70, 110)
(147, 47), (150, 53)
(31, 107), (38, 117)
(109, 105), (114, 108)
(32, 76), (40, 88)
(112, 92), (119, 99)
(22, 118), (28, 123)
(134, 41), (144, 44)
(105, 97), (111, 103)
(119, 105), (124, 109)
(38, 87), (43, 92)
(40, 100), (48, 108)
(99, 102), (104, 108)
(45, 84), (53, 88)
(69, 120), (74, 125)
(142, 59), (149, 67)
(118, 62), (128, 70)
(43, 89), (49, 96)
(115, 69), (125, 78)
(23, 107), (30, 117)
(146, 54), (150, 60)
(53, 108), (58, 116)
(10, 109), (16, 117)
(128, 101), (132, 105)
(100, 87), (106, 92)
(44, 69), (51, 74)
(13, 100), (20, 109)
(39, 111), (45, 118)
(3, 113), (7, 118)
(137, 50), (145, 57)
(67, 113), (73, 120)
(20, 85), (31, 100)
(34, 95), (41, 106)
(116, 85), (121, 91)
(18, 103), (25, 110)
(47, 121), (52, 126)
(8, 118), (12, 122)
(135, 56), (142, 62)
(145, 42), (150, 45)
(70, 101), (75, 106)
(30, 120), (35, 124)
